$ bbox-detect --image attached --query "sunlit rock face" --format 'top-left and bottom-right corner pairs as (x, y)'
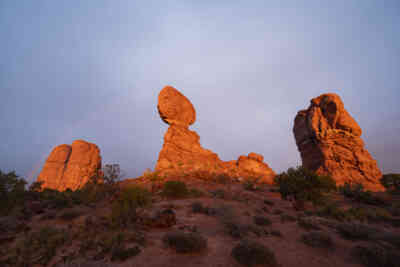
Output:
(293, 93), (384, 191)
(155, 85), (275, 183)
(37, 140), (102, 191)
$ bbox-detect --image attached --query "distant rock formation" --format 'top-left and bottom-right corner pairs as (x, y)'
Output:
(155, 86), (275, 183)
(37, 140), (102, 191)
(293, 93), (384, 191)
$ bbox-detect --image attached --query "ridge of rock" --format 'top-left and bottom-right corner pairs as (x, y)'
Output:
(293, 93), (383, 191)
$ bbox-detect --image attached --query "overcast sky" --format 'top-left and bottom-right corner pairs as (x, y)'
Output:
(1, 1), (399, 183)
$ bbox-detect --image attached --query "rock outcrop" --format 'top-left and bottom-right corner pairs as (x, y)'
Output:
(37, 140), (102, 191)
(293, 93), (383, 191)
(236, 153), (275, 183)
(155, 86), (275, 183)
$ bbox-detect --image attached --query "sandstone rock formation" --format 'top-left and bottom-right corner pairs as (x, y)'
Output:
(155, 85), (275, 184)
(37, 140), (102, 191)
(236, 153), (275, 183)
(293, 93), (383, 191)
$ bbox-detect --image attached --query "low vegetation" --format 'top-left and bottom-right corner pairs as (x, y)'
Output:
(352, 244), (400, 267)
(338, 182), (386, 205)
(231, 239), (278, 267)
(161, 181), (189, 198)
(1, 166), (400, 266)
(274, 166), (336, 205)
(162, 231), (207, 253)
(111, 185), (152, 227)
(380, 173), (400, 193)
(301, 231), (334, 248)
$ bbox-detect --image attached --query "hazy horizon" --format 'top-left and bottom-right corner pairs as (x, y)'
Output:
(1, 1), (399, 183)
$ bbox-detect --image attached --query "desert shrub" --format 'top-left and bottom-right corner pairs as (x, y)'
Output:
(96, 232), (125, 255)
(316, 204), (391, 222)
(389, 203), (400, 217)
(272, 209), (283, 215)
(263, 199), (274, 206)
(270, 229), (282, 237)
(162, 231), (207, 253)
(336, 223), (378, 240)
(191, 202), (206, 213)
(339, 182), (364, 198)
(280, 214), (297, 223)
(316, 204), (351, 221)
(143, 168), (161, 182)
(231, 239), (278, 267)
(162, 181), (188, 198)
(224, 221), (250, 238)
(191, 202), (217, 216)
(214, 173), (231, 184)
(243, 177), (261, 191)
(29, 181), (43, 192)
(189, 188), (205, 197)
(274, 166), (336, 205)
(59, 209), (82, 221)
(253, 216), (272, 226)
(352, 244), (400, 267)
(56, 260), (111, 267)
(298, 217), (321, 230)
(210, 189), (225, 199)
(0, 170), (27, 215)
(111, 246), (141, 261)
(111, 186), (151, 227)
(380, 173), (400, 192)
(14, 226), (68, 266)
(363, 207), (391, 222)
(40, 211), (57, 221)
(338, 182), (385, 205)
(301, 231), (333, 248)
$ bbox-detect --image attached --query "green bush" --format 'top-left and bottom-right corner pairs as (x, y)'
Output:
(0, 170), (27, 215)
(316, 204), (351, 221)
(231, 239), (278, 267)
(380, 173), (400, 192)
(338, 182), (384, 205)
(111, 186), (152, 227)
(13, 226), (68, 266)
(161, 181), (188, 198)
(274, 166), (336, 205)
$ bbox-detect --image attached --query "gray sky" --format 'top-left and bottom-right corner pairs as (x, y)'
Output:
(1, 0), (399, 183)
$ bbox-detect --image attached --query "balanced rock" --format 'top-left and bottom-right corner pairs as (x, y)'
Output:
(37, 140), (102, 191)
(155, 86), (275, 184)
(293, 93), (383, 191)
(158, 86), (196, 126)
(155, 86), (221, 173)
